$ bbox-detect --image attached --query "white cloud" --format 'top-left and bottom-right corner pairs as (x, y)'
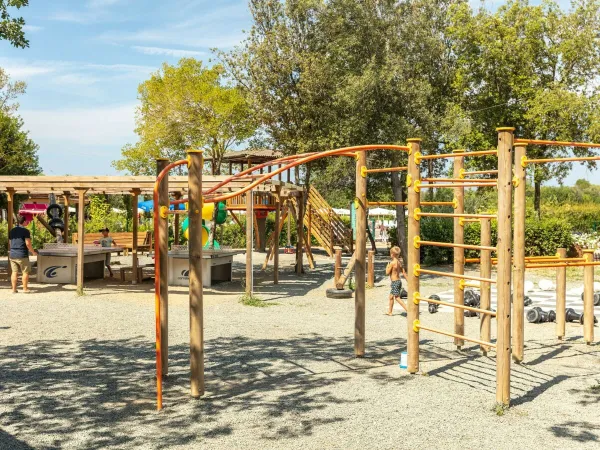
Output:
(22, 25), (44, 33)
(88, 0), (122, 7)
(132, 46), (205, 57)
(48, 11), (92, 24)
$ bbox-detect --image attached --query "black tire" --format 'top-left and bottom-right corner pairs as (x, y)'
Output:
(46, 203), (63, 218)
(526, 308), (541, 323)
(595, 293), (600, 306)
(524, 296), (532, 307)
(326, 288), (353, 299)
(49, 218), (64, 231)
(400, 289), (408, 299)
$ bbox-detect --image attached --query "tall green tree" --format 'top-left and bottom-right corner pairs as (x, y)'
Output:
(112, 59), (256, 176)
(1, 0), (29, 48)
(0, 67), (26, 114)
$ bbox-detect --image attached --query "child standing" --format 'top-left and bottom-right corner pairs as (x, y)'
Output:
(386, 246), (407, 315)
(99, 228), (118, 278)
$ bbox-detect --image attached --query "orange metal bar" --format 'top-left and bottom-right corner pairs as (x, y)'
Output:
(367, 201), (407, 206)
(462, 170), (498, 176)
(421, 177), (496, 183)
(515, 138), (600, 149)
(417, 268), (496, 284)
(525, 156), (600, 164)
(418, 212), (496, 219)
(153, 159), (188, 410)
(416, 323), (497, 348)
(422, 201), (456, 206)
(419, 240), (496, 252)
(366, 166), (407, 173)
(419, 150), (497, 160)
(525, 262), (600, 269)
(416, 296), (497, 317)
(419, 183), (496, 189)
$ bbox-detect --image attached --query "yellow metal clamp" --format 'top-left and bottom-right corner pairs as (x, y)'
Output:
(458, 168), (466, 179)
(159, 205), (168, 219)
(413, 235), (421, 248)
(459, 217), (465, 227)
(413, 263), (421, 277)
(413, 179), (421, 193)
(354, 198), (359, 209)
(521, 155), (528, 168)
(355, 152), (360, 161)
(459, 279), (466, 290)
(512, 176), (519, 187)
(361, 166), (367, 178)
(414, 151), (422, 165)
(413, 319), (421, 333)
(413, 208), (421, 221)
(413, 291), (420, 305)
(452, 197), (458, 209)
(406, 173), (413, 187)
(186, 154), (192, 167)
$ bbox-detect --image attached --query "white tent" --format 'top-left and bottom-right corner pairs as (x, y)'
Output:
(368, 207), (394, 216)
(333, 208), (350, 216)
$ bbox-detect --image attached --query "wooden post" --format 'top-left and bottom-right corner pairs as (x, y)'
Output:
(496, 127), (514, 407)
(188, 150), (204, 397)
(63, 192), (71, 243)
(335, 249), (342, 286)
(512, 143), (527, 362)
(329, 210), (335, 256)
(287, 168), (291, 183)
(229, 162), (233, 175)
(367, 250), (375, 288)
(355, 150), (367, 357)
(453, 152), (465, 349)
(157, 158), (169, 375)
(173, 192), (181, 245)
(583, 249), (595, 345)
(296, 192), (305, 275)
(407, 138), (421, 373)
(274, 187), (281, 284)
(76, 189), (87, 296)
(287, 203), (291, 248)
(7, 188), (14, 277)
(556, 247), (567, 339)
(246, 190), (253, 294)
(480, 218), (492, 355)
(307, 202), (312, 253)
(131, 189), (140, 284)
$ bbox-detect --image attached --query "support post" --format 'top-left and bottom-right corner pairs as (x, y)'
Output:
(7, 188), (14, 278)
(367, 250), (375, 288)
(63, 192), (71, 243)
(76, 189), (87, 296)
(296, 192), (304, 275)
(453, 152), (465, 349)
(407, 138), (422, 373)
(556, 248), (567, 339)
(512, 143), (527, 362)
(157, 158), (169, 375)
(131, 189), (140, 284)
(287, 204), (291, 248)
(274, 187), (281, 284)
(174, 192), (181, 245)
(335, 249), (342, 286)
(583, 249), (595, 345)
(188, 150), (204, 397)
(480, 218), (492, 355)
(495, 127), (514, 407)
(307, 202), (312, 253)
(246, 190), (253, 294)
(355, 150), (367, 357)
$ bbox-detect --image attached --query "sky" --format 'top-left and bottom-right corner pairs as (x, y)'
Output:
(0, 0), (594, 184)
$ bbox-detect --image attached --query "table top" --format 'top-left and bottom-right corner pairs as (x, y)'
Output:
(37, 246), (124, 257)
(167, 250), (243, 259)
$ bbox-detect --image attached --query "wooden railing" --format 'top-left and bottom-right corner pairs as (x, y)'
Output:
(226, 192), (277, 209)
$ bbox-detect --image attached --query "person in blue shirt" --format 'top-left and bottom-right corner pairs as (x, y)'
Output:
(9, 215), (38, 293)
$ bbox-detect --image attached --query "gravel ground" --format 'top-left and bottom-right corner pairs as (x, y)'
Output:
(0, 248), (599, 450)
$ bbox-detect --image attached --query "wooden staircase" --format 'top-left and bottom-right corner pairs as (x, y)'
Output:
(301, 186), (352, 257)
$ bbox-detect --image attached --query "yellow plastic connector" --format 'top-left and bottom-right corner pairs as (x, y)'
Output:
(408, 142), (413, 155)
(414, 151), (422, 165)
(413, 319), (421, 333)
(414, 235), (421, 249)
(459, 217), (465, 227)
(413, 291), (420, 305)
(458, 168), (466, 179)
(452, 197), (458, 209)
(413, 179), (421, 193)
(406, 173), (413, 187)
(521, 155), (528, 168)
(459, 279), (466, 290)
(512, 176), (519, 187)
(159, 205), (168, 219)
(354, 198), (359, 210)
(413, 208), (422, 221)
(413, 263), (421, 277)
(186, 154), (192, 167)
(361, 166), (367, 178)
(355, 152), (360, 161)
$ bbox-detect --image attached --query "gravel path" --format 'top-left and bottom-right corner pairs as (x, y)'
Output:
(0, 249), (598, 450)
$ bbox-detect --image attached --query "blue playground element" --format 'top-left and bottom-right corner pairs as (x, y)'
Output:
(138, 200), (186, 212)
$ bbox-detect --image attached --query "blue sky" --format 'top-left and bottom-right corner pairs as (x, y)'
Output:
(0, 0), (594, 184)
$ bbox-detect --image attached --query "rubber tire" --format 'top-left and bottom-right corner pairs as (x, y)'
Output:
(326, 288), (353, 299)
(46, 203), (63, 218)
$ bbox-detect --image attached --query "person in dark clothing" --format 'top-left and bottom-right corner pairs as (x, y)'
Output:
(9, 215), (37, 293)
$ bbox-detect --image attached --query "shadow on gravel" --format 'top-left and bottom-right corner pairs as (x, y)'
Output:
(549, 421), (599, 443)
(0, 333), (411, 449)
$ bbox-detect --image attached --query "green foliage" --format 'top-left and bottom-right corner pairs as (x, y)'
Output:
(524, 217), (573, 256)
(85, 196), (126, 234)
(113, 59), (255, 175)
(0, 68), (26, 114)
(239, 292), (274, 307)
(0, 110), (40, 175)
(0, 0), (29, 48)
(0, 223), (6, 256)
(216, 213), (302, 249)
(27, 220), (54, 250)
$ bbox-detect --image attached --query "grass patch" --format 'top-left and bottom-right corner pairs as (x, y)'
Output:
(492, 403), (509, 416)
(589, 384), (600, 392)
(239, 293), (275, 307)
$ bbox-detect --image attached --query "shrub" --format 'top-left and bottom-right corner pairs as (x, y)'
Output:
(524, 217), (573, 256)
(0, 225), (7, 256)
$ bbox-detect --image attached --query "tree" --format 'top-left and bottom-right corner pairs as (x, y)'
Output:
(0, 110), (40, 175)
(0, 67), (26, 114)
(447, 0), (600, 216)
(112, 59), (256, 176)
(1, 0), (29, 48)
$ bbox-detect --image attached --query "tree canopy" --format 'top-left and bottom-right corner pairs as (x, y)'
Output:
(0, 111), (40, 175)
(0, 0), (29, 48)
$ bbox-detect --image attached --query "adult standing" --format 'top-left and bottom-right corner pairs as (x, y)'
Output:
(9, 215), (37, 293)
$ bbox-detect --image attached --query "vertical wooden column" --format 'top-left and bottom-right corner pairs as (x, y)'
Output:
(334, 249), (342, 286)
(76, 189), (87, 296)
(63, 192), (71, 243)
(295, 192), (305, 275)
(555, 248), (567, 339)
(188, 150), (204, 397)
(495, 127), (514, 407)
(512, 143), (527, 362)
(367, 250), (375, 288)
(355, 150), (367, 357)
(131, 189), (140, 284)
(173, 192), (181, 245)
(480, 218), (492, 355)
(287, 204), (291, 248)
(273, 187), (281, 284)
(157, 158), (169, 375)
(407, 138), (422, 373)
(7, 188), (14, 277)
(583, 249), (595, 345)
(329, 210), (335, 256)
(245, 190), (253, 294)
(453, 152), (465, 349)
(307, 202), (312, 253)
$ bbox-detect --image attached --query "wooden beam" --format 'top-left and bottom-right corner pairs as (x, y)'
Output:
(512, 143), (527, 362)
(407, 138), (421, 374)
(274, 187), (281, 284)
(157, 159), (169, 376)
(131, 189), (140, 284)
(63, 192), (71, 243)
(555, 248), (567, 340)
(7, 188), (14, 278)
(336, 252), (356, 289)
(453, 151), (465, 349)
(245, 190), (254, 294)
(76, 188), (87, 296)
(355, 150), (367, 357)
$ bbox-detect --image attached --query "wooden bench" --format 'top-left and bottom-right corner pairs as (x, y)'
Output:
(72, 231), (153, 256)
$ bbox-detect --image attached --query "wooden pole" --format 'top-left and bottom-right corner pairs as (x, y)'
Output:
(480, 218), (492, 355)
(367, 250), (375, 288)
(296, 192), (305, 275)
(512, 143), (527, 362)
(287, 203), (291, 248)
(157, 158), (169, 375)
(246, 190), (253, 295)
(7, 189), (14, 278)
(131, 189), (139, 284)
(307, 202), (312, 253)
(453, 152), (465, 349)
(495, 127), (514, 407)
(173, 192), (181, 245)
(76, 189), (87, 296)
(188, 150), (204, 397)
(335, 249), (342, 286)
(556, 247), (567, 339)
(274, 187), (281, 284)
(63, 192), (71, 243)
(407, 138), (421, 373)
(355, 149), (367, 357)
(583, 249), (595, 345)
